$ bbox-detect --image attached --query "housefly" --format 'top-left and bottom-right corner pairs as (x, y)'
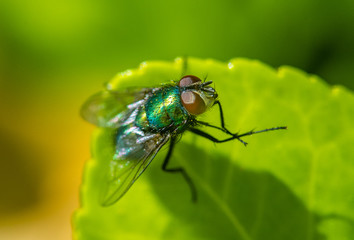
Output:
(81, 75), (286, 206)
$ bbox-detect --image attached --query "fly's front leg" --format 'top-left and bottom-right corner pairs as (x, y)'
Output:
(162, 136), (197, 202)
(198, 100), (234, 135)
(196, 100), (286, 145)
(188, 127), (249, 146)
(196, 100), (236, 136)
(214, 100), (227, 129)
(188, 126), (287, 146)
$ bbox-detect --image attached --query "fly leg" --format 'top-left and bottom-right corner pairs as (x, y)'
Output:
(196, 120), (249, 145)
(197, 100), (236, 135)
(188, 127), (287, 146)
(197, 99), (245, 144)
(162, 136), (197, 202)
(196, 100), (286, 145)
(214, 100), (234, 134)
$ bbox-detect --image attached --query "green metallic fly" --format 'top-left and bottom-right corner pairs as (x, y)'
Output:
(81, 74), (286, 206)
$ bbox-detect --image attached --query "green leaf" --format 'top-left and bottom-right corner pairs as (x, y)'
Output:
(73, 57), (354, 240)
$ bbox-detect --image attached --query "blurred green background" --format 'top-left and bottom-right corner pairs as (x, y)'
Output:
(0, 0), (353, 239)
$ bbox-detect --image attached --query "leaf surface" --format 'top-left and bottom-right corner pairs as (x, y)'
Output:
(73, 58), (354, 240)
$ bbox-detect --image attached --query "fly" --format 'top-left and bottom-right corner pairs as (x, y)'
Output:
(81, 74), (287, 206)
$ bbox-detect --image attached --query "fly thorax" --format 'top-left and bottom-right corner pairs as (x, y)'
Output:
(144, 87), (189, 131)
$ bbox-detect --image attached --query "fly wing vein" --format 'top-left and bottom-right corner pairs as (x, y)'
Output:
(101, 126), (169, 206)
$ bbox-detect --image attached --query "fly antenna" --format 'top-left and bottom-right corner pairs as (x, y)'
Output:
(201, 80), (213, 87)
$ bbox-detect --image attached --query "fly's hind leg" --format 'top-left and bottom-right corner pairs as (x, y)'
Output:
(162, 136), (197, 202)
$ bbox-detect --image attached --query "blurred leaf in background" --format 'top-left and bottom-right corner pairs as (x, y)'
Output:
(0, 0), (353, 239)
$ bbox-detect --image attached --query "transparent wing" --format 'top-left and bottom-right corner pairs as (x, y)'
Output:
(80, 88), (151, 128)
(100, 123), (169, 206)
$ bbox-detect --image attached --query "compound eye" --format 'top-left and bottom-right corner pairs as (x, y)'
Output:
(181, 91), (206, 115)
(179, 75), (202, 87)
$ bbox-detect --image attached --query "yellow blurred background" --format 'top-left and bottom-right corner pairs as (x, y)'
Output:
(0, 0), (353, 239)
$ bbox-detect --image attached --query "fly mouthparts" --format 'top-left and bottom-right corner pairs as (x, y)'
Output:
(203, 88), (215, 93)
